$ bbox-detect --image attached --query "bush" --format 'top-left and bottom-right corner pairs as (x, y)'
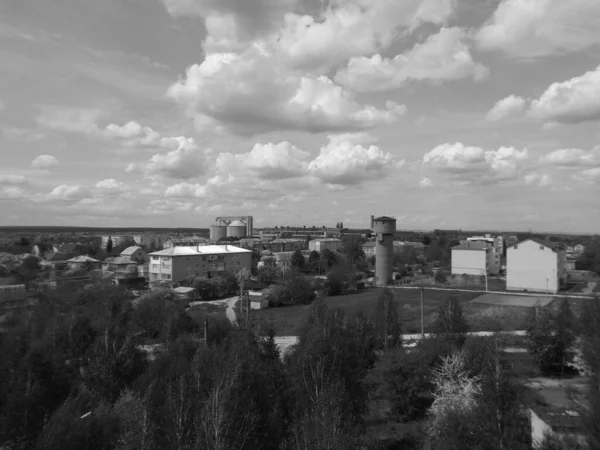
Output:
(266, 284), (293, 307)
(434, 270), (447, 284)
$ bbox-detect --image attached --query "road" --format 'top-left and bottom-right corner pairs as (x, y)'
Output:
(388, 285), (596, 300)
(274, 330), (528, 357)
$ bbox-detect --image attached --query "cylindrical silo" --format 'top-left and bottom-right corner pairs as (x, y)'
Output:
(210, 223), (227, 241)
(226, 220), (247, 238)
(372, 216), (396, 286)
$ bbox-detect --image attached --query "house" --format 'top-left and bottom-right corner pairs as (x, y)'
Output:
(530, 406), (585, 449)
(102, 256), (139, 278)
(172, 286), (196, 308)
(506, 238), (566, 294)
(120, 246), (148, 264)
(148, 245), (252, 285)
(45, 252), (69, 269)
(565, 260), (577, 271)
(138, 263), (149, 281)
(66, 255), (101, 270)
(451, 240), (499, 276)
(308, 238), (342, 253)
(272, 252), (295, 272)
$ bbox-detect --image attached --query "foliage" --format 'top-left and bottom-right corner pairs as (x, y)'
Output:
(326, 265), (346, 295)
(106, 237), (113, 254)
(290, 250), (305, 270)
(194, 276), (228, 300)
(434, 269), (448, 284)
(266, 284), (293, 307)
(257, 264), (280, 288)
(422, 235), (432, 246)
(577, 241), (600, 274)
(374, 288), (402, 350)
(432, 296), (469, 348)
(308, 250), (320, 274)
(321, 248), (337, 268)
(526, 301), (576, 376)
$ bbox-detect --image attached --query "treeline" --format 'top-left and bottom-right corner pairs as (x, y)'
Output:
(2, 284), (600, 449)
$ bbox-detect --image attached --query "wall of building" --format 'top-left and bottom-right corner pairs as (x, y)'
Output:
(487, 247), (500, 275)
(149, 252), (252, 284)
(451, 249), (486, 276)
(309, 240), (342, 253)
(507, 240), (559, 293)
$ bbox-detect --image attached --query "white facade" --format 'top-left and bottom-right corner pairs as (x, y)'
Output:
(507, 239), (566, 294)
(308, 239), (342, 253)
(451, 248), (487, 276)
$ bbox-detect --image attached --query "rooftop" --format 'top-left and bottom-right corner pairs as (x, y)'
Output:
(531, 406), (582, 430)
(120, 246), (143, 255)
(228, 220), (246, 227)
(103, 256), (137, 264)
(519, 237), (558, 251)
(373, 216), (396, 221)
(150, 245), (252, 257)
(67, 255), (100, 263)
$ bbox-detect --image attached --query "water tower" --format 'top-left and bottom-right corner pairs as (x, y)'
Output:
(372, 216), (396, 286)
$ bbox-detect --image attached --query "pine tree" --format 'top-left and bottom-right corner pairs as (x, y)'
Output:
(106, 237), (113, 254)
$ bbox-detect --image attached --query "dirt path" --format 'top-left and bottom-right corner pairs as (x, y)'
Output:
(200, 296), (240, 324)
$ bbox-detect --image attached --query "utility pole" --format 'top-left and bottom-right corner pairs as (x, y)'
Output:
(420, 283), (425, 340)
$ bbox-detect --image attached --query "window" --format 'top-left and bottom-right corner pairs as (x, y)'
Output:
(166, 274), (171, 279)
(202, 256), (207, 261)
(513, 245), (518, 249)
(151, 256), (159, 261)
(540, 246), (544, 250)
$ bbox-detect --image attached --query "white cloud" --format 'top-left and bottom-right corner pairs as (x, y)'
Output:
(0, 175), (28, 185)
(37, 107), (105, 134)
(0, 125), (45, 142)
(422, 142), (529, 184)
(573, 167), (600, 184)
(0, 186), (28, 200)
(275, 0), (455, 73)
(486, 95), (526, 121)
(167, 54), (406, 134)
(334, 27), (488, 93)
(419, 177), (433, 188)
(540, 146), (600, 168)
(476, 0), (600, 58)
(524, 172), (552, 187)
(307, 137), (403, 185)
(30, 155), (59, 169)
(130, 140), (210, 180)
(528, 65), (600, 124)
(46, 185), (91, 201)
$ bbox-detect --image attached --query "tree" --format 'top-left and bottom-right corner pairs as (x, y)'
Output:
(284, 269), (316, 305)
(434, 269), (448, 284)
(432, 296), (469, 348)
(321, 248), (337, 269)
(308, 250), (320, 274)
(422, 235), (432, 246)
(106, 237), (113, 254)
(374, 289), (402, 350)
(290, 250), (305, 271)
(257, 264), (279, 288)
(326, 265), (346, 296)
(526, 301), (575, 376)
(236, 267), (250, 296)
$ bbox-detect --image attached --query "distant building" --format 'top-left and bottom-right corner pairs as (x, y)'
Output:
(138, 263), (149, 282)
(506, 235), (519, 246)
(148, 245), (252, 285)
(530, 406), (584, 449)
(120, 246), (148, 264)
(308, 238), (342, 253)
(259, 228), (338, 240)
(133, 234), (166, 250)
(451, 240), (499, 276)
(66, 255), (101, 270)
(272, 252), (295, 272)
(362, 240), (425, 258)
(101, 235), (136, 250)
(163, 236), (210, 248)
(565, 260), (577, 271)
(507, 238), (566, 294)
(102, 256), (139, 278)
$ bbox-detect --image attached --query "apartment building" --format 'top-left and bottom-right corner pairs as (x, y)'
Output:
(507, 238), (566, 294)
(148, 245), (252, 284)
(308, 238), (342, 253)
(451, 241), (500, 276)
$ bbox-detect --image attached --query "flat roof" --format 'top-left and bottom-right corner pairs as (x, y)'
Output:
(149, 245), (251, 257)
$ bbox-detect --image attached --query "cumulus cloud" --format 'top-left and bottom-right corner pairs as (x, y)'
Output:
(524, 172), (552, 187)
(0, 175), (28, 185)
(335, 27), (488, 93)
(31, 155), (59, 169)
(573, 167), (600, 184)
(128, 139), (209, 180)
(422, 142), (529, 184)
(46, 185), (91, 201)
(486, 95), (526, 121)
(37, 107), (106, 134)
(476, 0), (600, 58)
(419, 177), (433, 188)
(540, 146), (600, 168)
(167, 55), (406, 135)
(307, 137), (403, 185)
(528, 65), (600, 124)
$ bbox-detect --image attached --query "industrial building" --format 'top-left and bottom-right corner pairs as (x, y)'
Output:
(506, 238), (566, 294)
(308, 238), (342, 253)
(370, 215), (396, 286)
(451, 240), (499, 276)
(259, 227), (338, 240)
(163, 236), (210, 248)
(210, 216), (254, 241)
(148, 244), (252, 285)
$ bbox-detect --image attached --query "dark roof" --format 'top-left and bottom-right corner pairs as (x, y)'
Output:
(46, 252), (69, 261)
(373, 216), (396, 221)
(532, 406), (582, 430)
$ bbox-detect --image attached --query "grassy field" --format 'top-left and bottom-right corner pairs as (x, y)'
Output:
(251, 288), (482, 336)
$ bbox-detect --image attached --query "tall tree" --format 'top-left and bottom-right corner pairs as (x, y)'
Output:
(374, 288), (402, 350)
(290, 250), (305, 271)
(308, 250), (320, 274)
(106, 237), (113, 254)
(432, 296), (469, 348)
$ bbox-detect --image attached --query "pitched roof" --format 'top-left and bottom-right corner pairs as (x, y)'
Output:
(518, 237), (558, 251)
(67, 255), (99, 263)
(120, 246), (143, 255)
(532, 406), (582, 430)
(46, 252), (69, 261)
(103, 256), (137, 264)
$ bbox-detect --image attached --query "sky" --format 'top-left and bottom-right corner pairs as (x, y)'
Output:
(1, 0), (599, 233)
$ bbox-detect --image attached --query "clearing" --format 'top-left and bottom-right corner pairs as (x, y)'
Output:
(468, 293), (554, 307)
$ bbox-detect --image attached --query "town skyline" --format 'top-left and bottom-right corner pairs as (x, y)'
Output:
(1, 0), (600, 232)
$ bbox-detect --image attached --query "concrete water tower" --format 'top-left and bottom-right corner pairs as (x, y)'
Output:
(371, 215), (396, 286)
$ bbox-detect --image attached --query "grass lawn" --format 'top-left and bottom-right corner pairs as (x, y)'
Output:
(250, 288), (482, 336)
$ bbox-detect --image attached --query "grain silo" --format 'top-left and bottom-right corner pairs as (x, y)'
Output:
(226, 219), (247, 238)
(210, 222), (227, 241)
(372, 216), (396, 286)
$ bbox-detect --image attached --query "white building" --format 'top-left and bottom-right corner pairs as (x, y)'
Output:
(308, 238), (342, 253)
(148, 245), (252, 285)
(506, 238), (566, 294)
(451, 241), (499, 276)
